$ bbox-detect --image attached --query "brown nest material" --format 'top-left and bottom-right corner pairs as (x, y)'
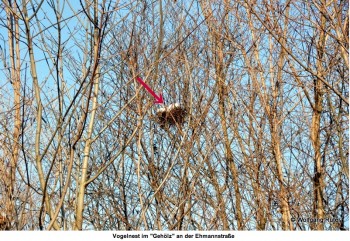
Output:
(155, 103), (187, 128)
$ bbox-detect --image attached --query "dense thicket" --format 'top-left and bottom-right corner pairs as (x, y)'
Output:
(0, 0), (348, 230)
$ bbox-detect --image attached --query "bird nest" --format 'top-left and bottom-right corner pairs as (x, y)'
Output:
(155, 103), (187, 128)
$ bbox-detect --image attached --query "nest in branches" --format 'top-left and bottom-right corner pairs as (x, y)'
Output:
(155, 103), (187, 128)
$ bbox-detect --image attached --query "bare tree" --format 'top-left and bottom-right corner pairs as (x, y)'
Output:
(0, 0), (348, 231)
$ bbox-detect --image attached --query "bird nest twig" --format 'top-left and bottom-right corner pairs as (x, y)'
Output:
(155, 104), (187, 128)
